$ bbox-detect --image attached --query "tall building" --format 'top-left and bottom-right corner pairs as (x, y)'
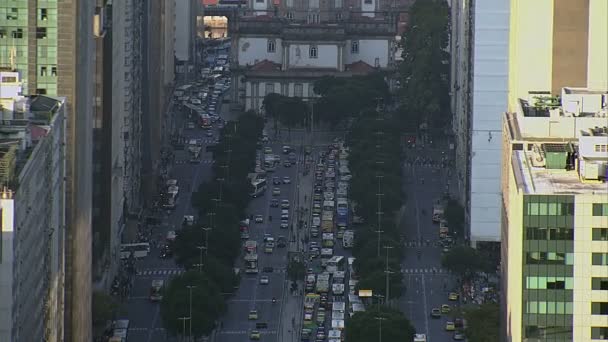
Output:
(175, 0), (198, 74)
(0, 1), (95, 340)
(230, 0), (399, 112)
(0, 76), (67, 342)
(450, 0), (608, 247)
(501, 88), (608, 341)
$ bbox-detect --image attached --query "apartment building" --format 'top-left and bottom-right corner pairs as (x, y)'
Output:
(0, 80), (67, 342)
(230, 0), (399, 112)
(0, 1), (95, 340)
(501, 88), (608, 341)
(450, 0), (608, 247)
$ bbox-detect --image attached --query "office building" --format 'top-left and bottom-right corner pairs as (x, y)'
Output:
(501, 88), (608, 341)
(0, 77), (67, 342)
(175, 0), (198, 74)
(450, 0), (608, 247)
(0, 1), (95, 339)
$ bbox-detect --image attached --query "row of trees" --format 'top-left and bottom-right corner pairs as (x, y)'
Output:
(160, 111), (264, 338)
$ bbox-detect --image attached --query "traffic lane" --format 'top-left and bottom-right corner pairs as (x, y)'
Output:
(426, 275), (458, 342)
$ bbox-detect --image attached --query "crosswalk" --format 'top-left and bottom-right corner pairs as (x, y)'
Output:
(175, 159), (215, 165)
(403, 241), (436, 248)
(218, 330), (277, 335)
(136, 268), (185, 276)
(128, 327), (165, 333)
(401, 268), (449, 274)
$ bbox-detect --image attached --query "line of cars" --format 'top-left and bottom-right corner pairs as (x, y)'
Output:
(429, 293), (466, 340)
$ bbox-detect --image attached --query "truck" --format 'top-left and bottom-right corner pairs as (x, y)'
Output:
(322, 233), (335, 248)
(321, 211), (334, 232)
(244, 253), (258, 274)
(439, 220), (449, 238)
(305, 274), (316, 292)
(332, 283), (345, 295)
(315, 272), (330, 293)
(432, 203), (445, 223)
(244, 240), (257, 254)
(342, 230), (354, 248)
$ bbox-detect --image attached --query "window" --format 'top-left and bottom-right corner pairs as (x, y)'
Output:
(593, 228), (608, 241)
(286, 12), (294, 19)
(36, 27), (47, 39)
(593, 203), (608, 216)
(309, 46), (318, 58)
(0, 29), (6, 38)
(336, 12), (343, 20)
(592, 253), (608, 266)
(374, 57), (380, 67)
(526, 252), (574, 265)
(267, 39), (276, 53)
(265, 83), (275, 95)
(40, 66), (47, 76)
(309, 0), (319, 8)
(364, 0), (372, 4)
(594, 144), (608, 153)
(40, 8), (48, 21)
(592, 278), (608, 291)
(351, 41), (359, 54)
(525, 326), (573, 339)
(256, 0), (264, 3)
(51, 67), (57, 77)
(286, 0), (294, 7)
(526, 277), (573, 290)
(294, 83), (303, 97)
(526, 227), (574, 240)
(592, 302), (608, 315)
(308, 84), (315, 97)
(335, 0), (343, 7)
(36, 88), (47, 95)
(591, 327), (608, 340)
(7, 8), (18, 20)
(525, 301), (573, 314)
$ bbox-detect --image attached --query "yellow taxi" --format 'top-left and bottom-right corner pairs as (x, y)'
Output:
(249, 330), (261, 340)
(248, 310), (258, 320)
(445, 321), (456, 331)
(441, 304), (451, 313)
(448, 292), (459, 301)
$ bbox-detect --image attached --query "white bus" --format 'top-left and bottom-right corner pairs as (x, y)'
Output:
(120, 243), (150, 259)
(250, 178), (267, 197)
(326, 256), (345, 274)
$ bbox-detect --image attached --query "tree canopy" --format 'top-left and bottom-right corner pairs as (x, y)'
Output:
(464, 303), (500, 342)
(262, 93), (308, 134)
(441, 246), (494, 279)
(345, 306), (416, 342)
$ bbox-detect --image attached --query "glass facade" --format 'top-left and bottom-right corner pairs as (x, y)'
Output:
(522, 195), (575, 341)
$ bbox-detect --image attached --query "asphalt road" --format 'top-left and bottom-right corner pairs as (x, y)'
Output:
(398, 145), (461, 342)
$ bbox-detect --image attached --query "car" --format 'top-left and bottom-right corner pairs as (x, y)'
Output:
(187, 122), (195, 129)
(305, 146), (312, 155)
(264, 147), (273, 154)
(277, 237), (287, 247)
(248, 310), (258, 320)
(413, 333), (427, 342)
(445, 321), (456, 331)
(254, 215), (264, 223)
(449, 292), (459, 301)
(283, 161), (291, 167)
(283, 176), (291, 184)
(453, 331), (465, 340)
(310, 228), (319, 237)
(281, 213), (289, 221)
(249, 330), (261, 340)
(259, 276), (269, 285)
(270, 199), (279, 207)
(263, 266), (274, 273)
(280, 221), (289, 229)
(281, 199), (290, 209)
(206, 130), (213, 137)
(431, 308), (441, 318)
(159, 245), (172, 258)
(282, 145), (291, 154)
(272, 188), (281, 196)
(273, 176), (281, 185)
(441, 304), (451, 313)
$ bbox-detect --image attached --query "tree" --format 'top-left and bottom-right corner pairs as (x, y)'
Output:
(262, 92), (284, 134)
(441, 246), (493, 279)
(346, 306), (416, 342)
(92, 291), (117, 332)
(287, 259), (306, 283)
(463, 304), (500, 342)
(161, 271), (225, 338)
(445, 199), (465, 238)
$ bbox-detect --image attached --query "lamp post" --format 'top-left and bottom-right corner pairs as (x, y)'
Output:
(383, 245), (394, 304)
(178, 317), (190, 341)
(196, 245), (206, 272)
(374, 316), (387, 342)
(201, 227), (212, 255)
(186, 285), (197, 339)
(216, 177), (225, 202)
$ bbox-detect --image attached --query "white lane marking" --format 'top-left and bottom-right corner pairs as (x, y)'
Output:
(421, 274), (430, 341)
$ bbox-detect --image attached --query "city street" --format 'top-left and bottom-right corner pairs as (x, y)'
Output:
(399, 145), (460, 342)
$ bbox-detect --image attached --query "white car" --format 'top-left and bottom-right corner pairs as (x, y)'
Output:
(283, 176), (291, 184)
(259, 276), (269, 285)
(254, 215), (264, 223)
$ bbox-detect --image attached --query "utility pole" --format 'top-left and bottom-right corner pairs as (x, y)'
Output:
(196, 245), (206, 272)
(186, 285), (197, 339)
(374, 316), (387, 342)
(375, 228), (384, 258)
(202, 227), (212, 255)
(383, 245), (394, 304)
(207, 211), (216, 229)
(178, 317), (190, 341)
(217, 178), (225, 202)
(376, 173), (384, 257)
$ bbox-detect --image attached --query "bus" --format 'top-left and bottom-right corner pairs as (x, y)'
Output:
(323, 200), (335, 212)
(120, 243), (150, 259)
(326, 256), (345, 274)
(150, 280), (164, 301)
(250, 178), (267, 197)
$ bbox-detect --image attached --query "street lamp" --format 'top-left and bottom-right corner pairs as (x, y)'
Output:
(186, 285), (197, 340)
(373, 294), (385, 309)
(216, 178), (225, 202)
(374, 228), (384, 258)
(374, 316), (387, 342)
(196, 245), (206, 272)
(383, 245), (395, 304)
(178, 317), (190, 340)
(201, 227), (212, 255)
(207, 212), (216, 228)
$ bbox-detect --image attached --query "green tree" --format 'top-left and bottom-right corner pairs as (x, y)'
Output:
(445, 199), (465, 238)
(161, 271), (225, 338)
(464, 303), (500, 342)
(92, 291), (117, 332)
(287, 259), (306, 282)
(441, 246), (493, 279)
(346, 306), (416, 342)
(262, 92), (284, 134)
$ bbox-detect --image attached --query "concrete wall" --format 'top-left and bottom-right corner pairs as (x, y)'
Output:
(0, 199), (15, 341)
(175, 0), (193, 62)
(344, 39), (389, 67)
(237, 37), (284, 65)
(244, 80), (314, 111)
(587, 0), (608, 90)
(288, 44), (338, 68)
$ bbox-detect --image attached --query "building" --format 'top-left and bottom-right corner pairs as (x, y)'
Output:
(450, 0), (608, 247)
(228, 0), (399, 112)
(0, 1), (95, 340)
(0, 86), (67, 342)
(175, 0), (198, 74)
(501, 88), (608, 341)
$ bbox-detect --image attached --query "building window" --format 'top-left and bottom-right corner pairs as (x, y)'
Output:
(286, 12), (294, 19)
(286, 0), (294, 7)
(36, 88), (47, 95)
(525, 301), (573, 314)
(526, 277), (573, 290)
(364, 0), (372, 4)
(265, 83), (275, 95)
(592, 327), (608, 340)
(525, 227), (574, 241)
(525, 326), (573, 339)
(309, 0), (319, 8)
(593, 203), (608, 216)
(374, 57), (380, 67)
(526, 201), (574, 216)
(256, 0), (264, 3)
(51, 67), (57, 77)
(308, 84), (315, 98)
(335, 0), (343, 7)
(36, 27), (47, 39)
(309, 46), (318, 58)
(592, 302), (608, 315)
(594, 144), (608, 153)
(336, 12), (343, 20)
(593, 228), (608, 241)
(351, 41), (359, 54)
(40, 66), (47, 76)
(592, 253), (608, 266)
(11, 29), (23, 39)
(267, 39), (276, 53)
(40, 8), (48, 21)
(0, 29), (6, 38)
(592, 278), (608, 291)
(526, 252), (574, 265)
(294, 83), (303, 97)
(7, 8), (18, 20)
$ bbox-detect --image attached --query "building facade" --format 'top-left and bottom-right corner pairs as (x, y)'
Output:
(0, 89), (67, 342)
(501, 88), (608, 341)
(230, 4), (398, 112)
(450, 0), (608, 247)
(175, 0), (198, 72)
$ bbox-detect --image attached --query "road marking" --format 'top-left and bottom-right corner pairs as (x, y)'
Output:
(421, 274), (430, 340)
(227, 299), (281, 303)
(129, 327), (165, 332)
(401, 267), (448, 274)
(146, 304), (161, 342)
(136, 268), (185, 276)
(218, 330), (277, 335)
(411, 167), (422, 240)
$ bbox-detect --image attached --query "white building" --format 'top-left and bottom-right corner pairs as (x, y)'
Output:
(175, 0), (198, 71)
(230, 4), (398, 112)
(0, 91), (67, 342)
(501, 88), (608, 341)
